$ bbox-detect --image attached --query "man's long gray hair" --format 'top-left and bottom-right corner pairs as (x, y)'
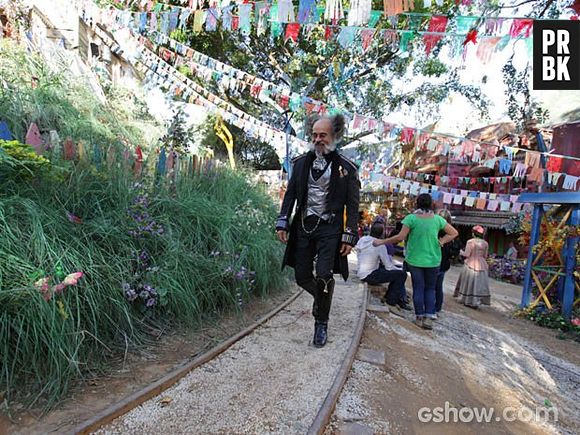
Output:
(306, 114), (346, 153)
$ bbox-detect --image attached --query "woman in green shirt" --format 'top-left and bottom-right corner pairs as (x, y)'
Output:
(374, 194), (458, 330)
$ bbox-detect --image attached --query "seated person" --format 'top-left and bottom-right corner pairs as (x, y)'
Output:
(505, 242), (518, 260)
(355, 223), (411, 310)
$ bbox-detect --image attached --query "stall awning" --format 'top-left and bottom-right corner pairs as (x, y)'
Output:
(452, 213), (513, 230)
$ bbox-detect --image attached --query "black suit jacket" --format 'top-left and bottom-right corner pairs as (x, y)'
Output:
(276, 150), (360, 280)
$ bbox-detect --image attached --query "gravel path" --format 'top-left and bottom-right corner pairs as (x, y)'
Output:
(330, 263), (580, 435)
(96, 278), (365, 434)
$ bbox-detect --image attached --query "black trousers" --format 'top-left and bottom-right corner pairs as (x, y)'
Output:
(294, 215), (340, 322)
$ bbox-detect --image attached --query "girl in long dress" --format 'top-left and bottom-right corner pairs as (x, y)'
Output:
(454, 225), (490, 308)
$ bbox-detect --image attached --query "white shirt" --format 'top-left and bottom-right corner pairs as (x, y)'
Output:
(355, 236), (401, 280)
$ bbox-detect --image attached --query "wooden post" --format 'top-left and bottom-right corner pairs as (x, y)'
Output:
(521, 204), (543, 308)
(561, 206), (579, 319)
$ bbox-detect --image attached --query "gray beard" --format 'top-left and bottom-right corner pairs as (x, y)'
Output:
(309, 142), (337, 155)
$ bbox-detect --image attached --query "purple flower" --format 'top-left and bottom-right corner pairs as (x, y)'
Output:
(139, 290), (149, 299)
(125, 289), (137, 301)
(146, 298), (157, 307)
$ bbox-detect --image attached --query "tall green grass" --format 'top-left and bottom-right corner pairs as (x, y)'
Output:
(0, 164), (286, 410)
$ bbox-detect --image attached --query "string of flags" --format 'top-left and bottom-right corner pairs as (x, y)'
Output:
(384, 176), (531, 212)
(136, 45), (309, 159)
(137, 25), (580, 174)
(84, 0), (543, 58)
(401, 169), (579, 191)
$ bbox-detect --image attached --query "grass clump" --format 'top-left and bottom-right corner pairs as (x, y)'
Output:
(0, 163), (286, 410)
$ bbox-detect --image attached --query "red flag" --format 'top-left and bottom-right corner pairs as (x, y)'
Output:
(463, 29), (478, 45)
(509, 19), (533, 38)
(284, 23), (300, 43)
(64, 138), (75, 160)
(424, 16), (448, 55)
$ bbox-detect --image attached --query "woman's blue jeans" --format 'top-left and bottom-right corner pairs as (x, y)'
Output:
(435, 271), (446, 313)
(407, 265), (439, 318)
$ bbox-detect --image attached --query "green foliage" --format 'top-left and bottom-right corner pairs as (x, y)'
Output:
(0, 40), (161, 149)
(502, 59), (549, 131)
(0, 163), (287, 410)
(0, 139), (50, 180)
(194, 115), (281, 170)
(522, 306), (580, 342)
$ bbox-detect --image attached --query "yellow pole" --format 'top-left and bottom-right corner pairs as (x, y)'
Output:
(214, 115), (235, 169)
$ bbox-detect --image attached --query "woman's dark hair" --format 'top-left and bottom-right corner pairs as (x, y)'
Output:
(370, 223), (384, 238)
(416, 193), (433, 211)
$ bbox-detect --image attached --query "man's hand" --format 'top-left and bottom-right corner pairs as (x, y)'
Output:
(340, 243), (352, 256)
(277, 230), (288, 244)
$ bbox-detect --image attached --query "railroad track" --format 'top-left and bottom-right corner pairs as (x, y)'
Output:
(69, 282), (369, 435)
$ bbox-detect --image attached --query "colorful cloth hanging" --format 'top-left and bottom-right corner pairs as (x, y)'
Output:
(270, 5), (283, 38)
(509, 19), (533, 38)
(399, 30), (415, 52)
(25, 123), (43, 155)
(423, 15), (448, 55)
(256, 2), (270, 36)
(205, 8), (219, 31)
(193, 10), (206, 33)
(285, 23), (301, 43)
(348, 0), (372, 26)
(278, 0), (296, 22)
(476, 37), (501, 64)
(463, 29), (478, 45)
(297, 0), (317, 24)
(325, 0), (344, 22)
(383, 0), (403, 17)
(239, 4), (252, 34)
(337, 27), (356, 48)
(361, 29), (376, 52)
(456, 16), (477, 34)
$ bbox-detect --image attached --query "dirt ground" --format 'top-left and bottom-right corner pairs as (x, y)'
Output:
(329, 264), (580, 435)
(0, 287), (295, 435)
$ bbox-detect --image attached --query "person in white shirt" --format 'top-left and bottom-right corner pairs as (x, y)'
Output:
(355, 223), (410, 310)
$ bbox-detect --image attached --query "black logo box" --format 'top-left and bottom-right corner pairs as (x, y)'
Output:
(533, 20), (580, 90)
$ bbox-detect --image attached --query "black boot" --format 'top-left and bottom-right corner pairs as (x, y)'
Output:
(313, 321), (328, 348)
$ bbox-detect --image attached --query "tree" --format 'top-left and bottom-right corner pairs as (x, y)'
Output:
(114, 0), (561, 149)
(194, 115), (281, 170)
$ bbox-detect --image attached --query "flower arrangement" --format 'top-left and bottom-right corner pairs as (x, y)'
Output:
(487, 255), (526, 284)
(518, 304), (580, 342)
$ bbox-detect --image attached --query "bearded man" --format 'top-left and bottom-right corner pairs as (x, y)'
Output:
(276, 114), (360, 347)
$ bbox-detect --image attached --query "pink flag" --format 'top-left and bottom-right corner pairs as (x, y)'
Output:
(26, 123), (43, 155)
(509, 19), (533, 38)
